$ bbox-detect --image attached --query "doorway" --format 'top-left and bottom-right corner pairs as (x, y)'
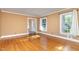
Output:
(27, 18), (37, 35)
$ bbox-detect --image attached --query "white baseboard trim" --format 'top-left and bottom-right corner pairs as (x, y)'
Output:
(0, 33), (29, 39)
(39, 32), (79, 43)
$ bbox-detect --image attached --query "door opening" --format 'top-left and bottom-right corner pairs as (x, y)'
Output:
(27, 18), (37, 35)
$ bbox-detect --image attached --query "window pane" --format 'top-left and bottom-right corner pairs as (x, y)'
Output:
(62, 14), (72, 33)
(40, 18), (47, 31)
(42, 19), (46, 28)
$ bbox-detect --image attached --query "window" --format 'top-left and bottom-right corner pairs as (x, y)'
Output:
(60, 12), (73, 34)
(40, 17), (47, 31)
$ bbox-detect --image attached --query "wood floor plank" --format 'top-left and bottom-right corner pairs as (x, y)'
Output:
(0, 35), (79, 51)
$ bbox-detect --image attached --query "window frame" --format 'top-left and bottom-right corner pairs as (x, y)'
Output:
(60, 12), (73, 35)
(40, 17), (47, 32)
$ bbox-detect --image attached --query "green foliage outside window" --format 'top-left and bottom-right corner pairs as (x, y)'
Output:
(42, 19), (46, 29)
(63, 15), (72, 33)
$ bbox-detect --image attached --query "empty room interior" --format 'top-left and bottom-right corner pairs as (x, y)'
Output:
(0, 8), (79, 51)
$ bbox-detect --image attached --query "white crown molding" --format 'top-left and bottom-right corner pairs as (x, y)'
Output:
(1, 10), (27, 16)
(46, 8), (73, 16)
(1, 10), (38, 17)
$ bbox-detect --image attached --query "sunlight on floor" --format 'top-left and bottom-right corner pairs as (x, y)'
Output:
(56, 46), (64, 50)
(55, 45), (70, 51)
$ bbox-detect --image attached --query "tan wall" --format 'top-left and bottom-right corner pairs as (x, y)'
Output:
(77, 9), (79, 27)
(1, 12), (27, 36)
(0, 11), (1, 37)
(38, 13), (60, 34)
(46, 13), (60, 34)
(37, 18), (40, 32)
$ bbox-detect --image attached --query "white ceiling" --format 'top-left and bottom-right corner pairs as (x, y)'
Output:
(1, 8), (63, 17)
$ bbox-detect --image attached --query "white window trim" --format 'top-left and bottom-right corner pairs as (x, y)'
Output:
(40, 17), (47, 32)
(60, 12), (73, 35)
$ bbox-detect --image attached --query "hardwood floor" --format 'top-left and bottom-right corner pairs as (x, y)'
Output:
(0, 35), (79, 51)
